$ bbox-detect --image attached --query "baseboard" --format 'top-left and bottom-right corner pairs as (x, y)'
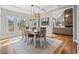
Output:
(0, 34), (21, 40)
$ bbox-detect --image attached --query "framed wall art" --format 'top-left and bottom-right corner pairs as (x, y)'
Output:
(41, 17), (49, 26)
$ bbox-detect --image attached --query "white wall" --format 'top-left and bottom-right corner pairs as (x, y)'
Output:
(40, 6), (75, 37)
(73, 6), (77, 42)
(77, 6), (79, 43)
(52, 6), (74, 24)
(0, 8), (52, 38)
(0, 8), (1, 33)
(52, 9), (64, 19)
(0, 8), (29, 39)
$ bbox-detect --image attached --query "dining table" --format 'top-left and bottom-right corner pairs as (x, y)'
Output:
(27, 28), (39, 47)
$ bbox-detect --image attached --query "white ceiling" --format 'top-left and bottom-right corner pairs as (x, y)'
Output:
(0, 5), (72, 14)
(37, 5), (65, 11)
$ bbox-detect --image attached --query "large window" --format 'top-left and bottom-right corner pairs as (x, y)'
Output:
(6, 15), (26, 32)
(16, 17), (26, 30)
(7, 15), (14, 32)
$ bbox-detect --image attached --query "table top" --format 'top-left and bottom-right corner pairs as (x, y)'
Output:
(27, 29), (39, 34)
(27, 29), (39, 32)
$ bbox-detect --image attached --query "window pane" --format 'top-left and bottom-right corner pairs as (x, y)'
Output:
(16, 17), (26, 30)
(7, 15), (14, 32)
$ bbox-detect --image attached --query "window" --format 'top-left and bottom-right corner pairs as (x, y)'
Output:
(7, 15), (14, 32)
(16, 17), (26, 30)
(32, 19), (37, 26)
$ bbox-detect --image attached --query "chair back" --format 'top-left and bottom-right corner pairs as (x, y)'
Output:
(21, 25), (28, 36)
(20, 25), (24, 35)
(24, 26), (29, 36)
(39, 27), (46, 37)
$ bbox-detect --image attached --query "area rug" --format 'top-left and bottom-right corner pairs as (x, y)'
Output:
(10, 36), (63, 54)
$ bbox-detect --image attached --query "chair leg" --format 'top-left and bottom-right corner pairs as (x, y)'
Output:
(44, 37), (47, 44)
(24, 35), (27, 42)
(40, 38), (43, 48)
(26, 36), (29, 45)
(43, 37), (46, 41)
(22, 35), (24, 40)
(31, 37), (33, 42)
(22, 35), (23, 40)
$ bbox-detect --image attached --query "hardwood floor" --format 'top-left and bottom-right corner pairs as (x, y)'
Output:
(52, 34), (77, 54)
(0, 34), (77, 54)
(0, 36), (62, 54)
(0, 39), (15, 54)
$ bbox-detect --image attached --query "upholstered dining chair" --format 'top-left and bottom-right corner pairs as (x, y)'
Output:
(37, 27), (46, 47)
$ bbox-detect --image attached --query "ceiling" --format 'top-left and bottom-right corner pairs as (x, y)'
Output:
(0, 5), (72, 15)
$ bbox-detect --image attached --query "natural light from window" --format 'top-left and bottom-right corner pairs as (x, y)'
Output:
(16, 17), (26, 30)
(7, 15), (14, 32)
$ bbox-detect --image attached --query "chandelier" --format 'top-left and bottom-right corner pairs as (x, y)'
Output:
(28, 5), (40, 19)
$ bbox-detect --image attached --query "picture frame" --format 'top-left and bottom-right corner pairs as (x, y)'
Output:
(41, 17), (49, 26)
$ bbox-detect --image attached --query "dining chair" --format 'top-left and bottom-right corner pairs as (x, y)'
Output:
(26, 27), (35, 44)
(21, 25), (29, 42)
(37, 27), (46, 47)
(24, 26), (29, 42)
(32, 26), (37, 29)
(27, 33), (34, 42)
(20, 25), (25, 40)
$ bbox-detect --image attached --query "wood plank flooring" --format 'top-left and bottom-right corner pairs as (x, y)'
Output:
(0, 39), (15, 54)
(0, 34), (77, 54)
(0, 36), (62, 54)
(52, 34), (77, 54)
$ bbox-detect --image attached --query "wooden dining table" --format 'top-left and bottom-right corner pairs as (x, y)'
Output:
(27, 29), (39, 47)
